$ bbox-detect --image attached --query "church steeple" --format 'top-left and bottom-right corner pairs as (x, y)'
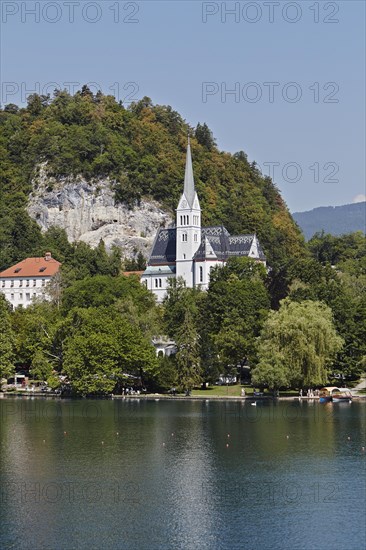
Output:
(183, 136), (196, 208)
(175, 137), (202, 287)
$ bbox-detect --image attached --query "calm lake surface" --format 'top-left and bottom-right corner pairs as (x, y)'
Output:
(0, 398), (365, 550)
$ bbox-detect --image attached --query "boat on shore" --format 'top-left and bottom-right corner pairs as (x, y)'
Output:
(319, 386), (353, 403)
(332, 388), (353, 403)
(319, 387), (336, 403)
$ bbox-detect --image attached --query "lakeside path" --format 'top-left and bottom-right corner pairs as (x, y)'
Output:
(352, 377), (366, 395)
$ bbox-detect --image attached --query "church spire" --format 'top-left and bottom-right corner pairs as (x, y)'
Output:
(183, 136), (196, 208)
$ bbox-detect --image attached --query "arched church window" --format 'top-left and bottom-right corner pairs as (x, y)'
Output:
(199, 266), (203, 282)
(187, 216), (189, 225)
(194, 234), (198, 242)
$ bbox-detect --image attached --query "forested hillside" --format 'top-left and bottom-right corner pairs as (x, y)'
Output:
(1, 88), (365, 395)
(0, 87), (304, 272)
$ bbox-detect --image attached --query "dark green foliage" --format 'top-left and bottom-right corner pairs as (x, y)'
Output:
(175, 310), (202, 392)
(61, 274), (154, 312)
(284, 234), (366, 378)
(308, 231), (366, 267)
(62, 307), (157, 396)
(202, 257), (270, 375)
(150, 355), (178, 392)
(1, 88), (364, 393)
(0, 295), (15, 386)
(124, 251), (146, 271)
(195, 123), (216, 150)
(0, 89), (305, 275)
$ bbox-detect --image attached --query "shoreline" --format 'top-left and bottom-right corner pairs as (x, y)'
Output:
(1, 392), (365, 401)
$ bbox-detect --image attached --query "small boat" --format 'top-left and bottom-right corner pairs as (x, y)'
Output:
(319, 387), (336, 403)
(332, 388), (353, 403)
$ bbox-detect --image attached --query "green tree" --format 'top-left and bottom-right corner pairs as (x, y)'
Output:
(163, 278), (202, 338)
(195, 123), (216, 150)
(0, 296), (15, 388)
(252, 299), (344, 389)
(251, 357), (289, 392)
(62, 308), (157, 395)
(202, 257), (270, 378)
(0, 88), (305, 278)
(175, 310), (202, 392)
(147, 354), (178, 392)
(124, 251), (146, 271)
(11, 302), (62, 370)
(62, 274), (154, 312)
(30, 349), (53, 381)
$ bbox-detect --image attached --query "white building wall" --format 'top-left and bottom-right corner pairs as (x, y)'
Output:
(141, 273), (174, 302)
(194, 260), (225, 291)
(176, 194), (201, 287)
(0, 277), (50, 309)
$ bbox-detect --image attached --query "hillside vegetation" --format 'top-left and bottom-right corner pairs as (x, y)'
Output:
(0, 87), (304, 272)
(1, 88), (365, 395)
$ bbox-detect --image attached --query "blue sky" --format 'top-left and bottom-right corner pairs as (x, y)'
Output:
(1, 0), (365, 211)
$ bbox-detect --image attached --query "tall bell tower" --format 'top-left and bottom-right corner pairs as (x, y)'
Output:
(176, 138), (201, 287)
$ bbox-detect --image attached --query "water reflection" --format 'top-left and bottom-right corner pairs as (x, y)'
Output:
(0, 399), (365, 549)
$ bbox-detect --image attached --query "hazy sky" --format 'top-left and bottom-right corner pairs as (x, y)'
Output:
(1, 0), (365, 211)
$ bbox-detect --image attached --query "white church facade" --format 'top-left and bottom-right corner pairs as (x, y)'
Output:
(141, 140), (266, 301)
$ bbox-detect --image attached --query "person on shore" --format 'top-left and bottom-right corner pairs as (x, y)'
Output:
(299, 389), (303, 398)
(241, 388), (246, 397)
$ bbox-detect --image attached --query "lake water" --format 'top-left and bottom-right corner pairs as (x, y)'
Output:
(0, 398), (365, 550)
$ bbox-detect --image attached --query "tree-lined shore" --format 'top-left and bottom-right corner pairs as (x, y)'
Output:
(0, 90), (365, 395)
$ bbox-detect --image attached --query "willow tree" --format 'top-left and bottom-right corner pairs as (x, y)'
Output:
(252, 299), (344, 389)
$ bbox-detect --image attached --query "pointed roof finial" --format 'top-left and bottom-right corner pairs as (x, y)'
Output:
(184, 136), (195, 208)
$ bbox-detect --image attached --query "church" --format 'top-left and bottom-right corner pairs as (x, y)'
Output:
(141, 139), (266, 301)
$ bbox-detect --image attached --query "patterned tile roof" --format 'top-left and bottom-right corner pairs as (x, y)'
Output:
(148, 226), (266, 265)
(149, 228), (176, 264)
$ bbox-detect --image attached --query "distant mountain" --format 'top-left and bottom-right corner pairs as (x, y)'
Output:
(293, 202), (366, 240)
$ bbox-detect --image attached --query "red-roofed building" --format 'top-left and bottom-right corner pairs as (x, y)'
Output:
(0, 253), (61, 309)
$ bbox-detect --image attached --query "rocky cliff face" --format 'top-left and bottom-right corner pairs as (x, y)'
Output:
(27, 168), (173, 258)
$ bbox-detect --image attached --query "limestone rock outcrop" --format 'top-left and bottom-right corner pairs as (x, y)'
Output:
(27, 169), (173, 258)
